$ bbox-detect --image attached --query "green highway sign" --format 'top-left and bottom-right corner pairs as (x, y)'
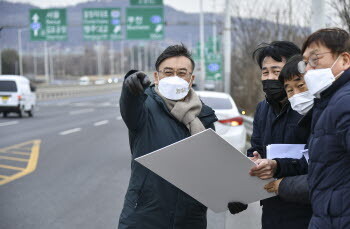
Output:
(30, 9), (67, 41)
(126, 7), (164, 40)
(192, 36), (223, 81)
(205, 55), (223, 81)
(130, 0), (163, 6)
(83, 8), (122, 40)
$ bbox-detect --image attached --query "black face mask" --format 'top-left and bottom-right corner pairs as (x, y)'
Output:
(262, 80), (286, 102)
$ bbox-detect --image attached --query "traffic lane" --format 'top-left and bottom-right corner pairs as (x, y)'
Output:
(0, 91), (227, 229)
(37, 91), (121, 108)
(0, 113), (130, 229)
(0, 98), (122, 148)
(0, 108), (122, 149)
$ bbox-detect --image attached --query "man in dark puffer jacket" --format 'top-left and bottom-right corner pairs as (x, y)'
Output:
(300, 28), (350, 229)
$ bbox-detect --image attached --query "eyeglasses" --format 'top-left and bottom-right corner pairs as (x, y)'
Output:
(298, 52), (332, 73)
(158, 69), (192, 79)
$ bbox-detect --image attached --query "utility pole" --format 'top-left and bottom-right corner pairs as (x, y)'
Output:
(137, 44), (142, 70)
(0, 48), (2, 75)
(49, 45), (54, 83)
(212, 0), (217, 54)
(33, 49), (37, 77)
(18, 29), (23, 76)
(224, 0), (231, 94)
(44, 41), (49, 83)
(109, 40), (115, 76)
(199, 0), (206, 90)
(120, 40), (124, 74)
(311, 0), (325, 32)
(130, 44), (135, 70)
(144, 44), (149, 73)
(0, 27), (2, 75)
(96, 41), (103, 77)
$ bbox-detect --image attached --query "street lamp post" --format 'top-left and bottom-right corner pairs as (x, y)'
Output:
(0, 27), (3, 75)
(311, 0), (325, 32)
(18, 29), (23, 76)
(224, 0), (231, 94)
(199, 0), (206, 91)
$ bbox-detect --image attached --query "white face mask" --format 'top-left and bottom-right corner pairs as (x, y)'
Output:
(158, 76), (191, 100)
(304, 55), (344, 98)
(288, 91), (315, 115)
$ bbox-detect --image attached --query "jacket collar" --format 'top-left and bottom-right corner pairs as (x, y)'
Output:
(265, 96), (289, 115)
(266, 96), (290, 116)
(320, 69), (350, 99)
(298, 107), (313, 130)
(311, 69), (350, 111)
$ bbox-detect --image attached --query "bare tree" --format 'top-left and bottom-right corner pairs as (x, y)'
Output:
(332, 0), (350, 32)
(228, 0), (310, 115)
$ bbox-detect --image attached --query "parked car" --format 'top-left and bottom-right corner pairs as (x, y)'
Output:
(196, 91), (247, 152)
(0, 75), (36, 117)
(94, 78), (106, 85)
(79, 76), (90, 85)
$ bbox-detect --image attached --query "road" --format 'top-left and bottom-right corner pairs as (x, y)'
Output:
(0, 89), (261, 229)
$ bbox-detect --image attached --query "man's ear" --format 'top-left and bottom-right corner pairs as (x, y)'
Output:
(190, 75), (196, 87)
(154, 72), (159, 84)
(341, 52), (350, 71)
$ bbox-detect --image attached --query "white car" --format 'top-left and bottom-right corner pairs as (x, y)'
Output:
(0, 75), (36, 117)
(196, 91), (247, 152)
(94, 78), (106, 85)
(79, 76), (90, 85)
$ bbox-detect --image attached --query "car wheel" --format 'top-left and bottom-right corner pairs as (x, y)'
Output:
(28, 106), (34, 117)
(3, 112), (7, 118)
(18, 107), (23, 118)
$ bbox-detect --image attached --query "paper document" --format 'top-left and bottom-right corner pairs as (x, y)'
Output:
(302, 149), (309, 163)
(266, 144), (306, 159)
(135, 129), (275, 213)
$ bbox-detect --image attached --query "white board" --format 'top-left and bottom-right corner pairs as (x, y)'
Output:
(135, 129), (275, 213)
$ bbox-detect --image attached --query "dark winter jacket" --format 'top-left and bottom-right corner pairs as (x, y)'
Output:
(118, 70), (218, 229)
(279, 175), (310, 204)
(248, 99), (312, 229)
(307, 69), (350, 229)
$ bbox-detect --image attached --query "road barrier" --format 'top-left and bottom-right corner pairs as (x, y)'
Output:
(242, 115), (254, 137)
(36, 84), (121, 101)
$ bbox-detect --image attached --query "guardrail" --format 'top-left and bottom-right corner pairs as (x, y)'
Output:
(242, 115), (253, 137)
(36, 83), (121, 101)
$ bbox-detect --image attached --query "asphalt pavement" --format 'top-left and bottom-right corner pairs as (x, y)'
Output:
(0, 89), (261, 229)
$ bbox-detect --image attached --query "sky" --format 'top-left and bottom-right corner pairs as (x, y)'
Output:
(5, 0), (226, 12)
(4, 0), (339, 27)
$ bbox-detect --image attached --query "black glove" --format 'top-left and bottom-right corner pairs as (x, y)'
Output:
(227, 202), (248, 215)
(124, 71), (151, 96)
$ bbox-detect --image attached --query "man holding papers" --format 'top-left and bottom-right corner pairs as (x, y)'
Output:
(117, 44), (217, 229)
(298, 27), (350, 229)
(229, 41), (312, 229)
(263, 55), (312, 205)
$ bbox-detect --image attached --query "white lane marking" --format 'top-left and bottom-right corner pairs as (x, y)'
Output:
(94, 120), (109, 126)
(99, 102), (112, 107)
(69, 108), (95, 115)
(74, 102), (91, 107)
(116, 116), (123, 121)
(57, 102), (69, 106)
(0, 121), (19, 127)
(59, 128), (82, 135)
